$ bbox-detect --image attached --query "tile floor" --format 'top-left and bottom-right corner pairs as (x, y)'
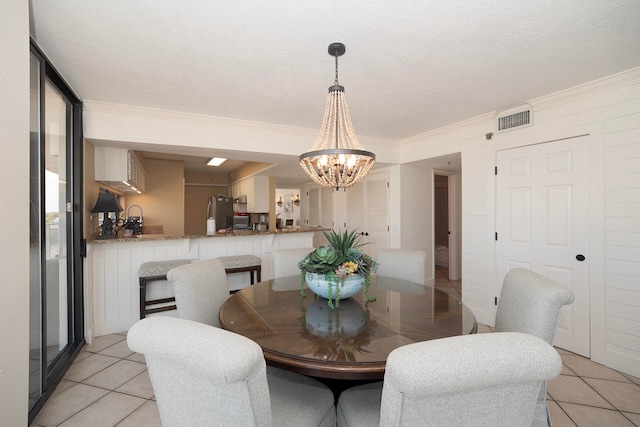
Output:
(31, 269), (640, 426)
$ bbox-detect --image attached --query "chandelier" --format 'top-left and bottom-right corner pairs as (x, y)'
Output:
(299, 42), (375, 191)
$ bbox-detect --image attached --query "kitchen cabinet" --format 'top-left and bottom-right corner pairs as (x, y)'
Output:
(95, 147), (146, 193)
(230, 176), (269, 212)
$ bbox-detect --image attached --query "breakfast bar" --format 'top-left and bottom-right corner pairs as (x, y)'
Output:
(85, 228), (318, 340)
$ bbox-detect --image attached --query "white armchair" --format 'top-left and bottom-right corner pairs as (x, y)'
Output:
(272, 248), (313, 279)
(495, 268), (575, 426)
(127, 316), (336, 427)
(376, 249), (426, 284)
(167, 258), (230, 327)
(337, 332), (562, 427)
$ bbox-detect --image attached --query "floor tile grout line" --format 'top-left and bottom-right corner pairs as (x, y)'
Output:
(56, 390), (146, 427)
(555, 373), (621, 413)
(580, 373), (638, 413)
(76, 351), (154, 400)
(66, 356), (122, 384)
(53, 351), (151, 426)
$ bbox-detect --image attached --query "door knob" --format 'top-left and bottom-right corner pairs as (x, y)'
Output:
(576, 254), (586, 261)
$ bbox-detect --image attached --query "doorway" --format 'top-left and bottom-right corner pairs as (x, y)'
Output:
(29, 40), (84, 422)
(496, 136), (590, 357)
(433, 169), (461, 282)
(434, 175), (450, 273)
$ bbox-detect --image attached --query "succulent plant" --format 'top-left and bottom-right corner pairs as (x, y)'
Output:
(306, 245), (342, 274)
(299, 228), (379, 309)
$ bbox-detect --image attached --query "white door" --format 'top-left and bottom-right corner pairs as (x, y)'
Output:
(346, 170), (390, 257)
(496, 136), (590, 356)
(308, 187), (320, 227)
(320, 187), (333, 228)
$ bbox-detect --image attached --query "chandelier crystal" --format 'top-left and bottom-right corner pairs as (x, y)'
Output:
(299, 43), (375, 191)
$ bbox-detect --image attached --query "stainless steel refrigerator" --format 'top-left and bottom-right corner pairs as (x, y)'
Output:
(208, 195), (234, 230)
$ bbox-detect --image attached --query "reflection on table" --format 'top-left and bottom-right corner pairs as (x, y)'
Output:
(219, 275), (477, 380)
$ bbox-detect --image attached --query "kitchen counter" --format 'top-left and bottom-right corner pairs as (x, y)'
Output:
(88, 226), (323, 244)
(85, 228), (319, 340)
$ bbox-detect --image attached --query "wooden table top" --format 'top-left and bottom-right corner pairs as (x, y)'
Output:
(219, 275), (477, 380)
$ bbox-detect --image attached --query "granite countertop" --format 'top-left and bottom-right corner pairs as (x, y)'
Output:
(88, 227), (322, 244)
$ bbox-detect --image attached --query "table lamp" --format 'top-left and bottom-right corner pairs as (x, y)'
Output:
(91, 190), (123, 239)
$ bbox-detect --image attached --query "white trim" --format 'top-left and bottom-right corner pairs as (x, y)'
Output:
(530, 67), (640, 111)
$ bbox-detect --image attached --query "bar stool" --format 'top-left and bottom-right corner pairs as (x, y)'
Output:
(138, 259), (191, 319)
(218, 255), (262, 291)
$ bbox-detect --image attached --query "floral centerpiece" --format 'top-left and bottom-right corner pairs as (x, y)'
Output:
(298, 229), (379, 309)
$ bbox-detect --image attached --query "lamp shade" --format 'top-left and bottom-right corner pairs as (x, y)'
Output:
(91, 191), (123, 213)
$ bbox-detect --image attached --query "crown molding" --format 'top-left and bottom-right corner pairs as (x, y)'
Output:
(400, 112), (495, 144)
(528, 66), (640, 111)
(82, 100), (397, 145)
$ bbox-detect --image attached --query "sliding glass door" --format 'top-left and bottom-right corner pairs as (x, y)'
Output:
(29, 40), (84, 422)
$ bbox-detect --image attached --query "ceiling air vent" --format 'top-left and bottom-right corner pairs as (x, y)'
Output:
(496, 106), (533, 133)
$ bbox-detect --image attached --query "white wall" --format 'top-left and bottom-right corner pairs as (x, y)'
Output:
(396, 165), (433, 280)
(0, 1), (30, 424)
(399, 67), (640, 377)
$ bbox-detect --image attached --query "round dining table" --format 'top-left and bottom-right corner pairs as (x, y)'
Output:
(219, 275), (477, 380)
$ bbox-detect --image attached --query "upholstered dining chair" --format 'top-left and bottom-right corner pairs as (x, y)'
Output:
(375, 248), (427, 284)
(272, 247), (313, 279)
(128, 316), (336, 427)
(167, 258), (230, 327)
(336, 332), (562, 427)
(495, 268), (575, 427)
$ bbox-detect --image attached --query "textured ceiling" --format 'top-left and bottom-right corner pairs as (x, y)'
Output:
(30, 1), (640, 182)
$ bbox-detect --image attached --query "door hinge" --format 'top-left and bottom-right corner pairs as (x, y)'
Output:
(387, 181), (389, 188)
(387, 225), (390, 231)
(494, 166), (498, 175)
(495, 232), (498, 241)
(495, 297), (498, 306)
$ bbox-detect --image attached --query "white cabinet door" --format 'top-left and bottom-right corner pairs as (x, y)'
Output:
(245, 177), (255, 211)
(231, 176), (269, 213)
(496, 136), (590, 356)
(252, 176), (270, 213)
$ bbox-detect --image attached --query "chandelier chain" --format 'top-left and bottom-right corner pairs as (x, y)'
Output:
(334, 53), (339, 86)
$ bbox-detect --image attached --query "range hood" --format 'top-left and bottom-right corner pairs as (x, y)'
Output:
(94, 147), (146, 194)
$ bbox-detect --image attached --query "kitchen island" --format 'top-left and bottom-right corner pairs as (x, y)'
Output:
(85, 228), (320, 340)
